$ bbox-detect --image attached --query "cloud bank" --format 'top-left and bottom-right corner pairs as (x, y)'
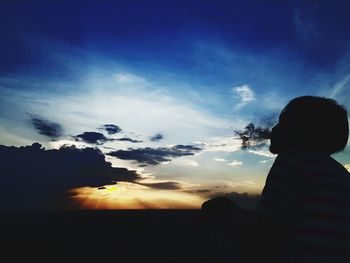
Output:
(107, 145), (202, 166)
(0, 143), (141, 209)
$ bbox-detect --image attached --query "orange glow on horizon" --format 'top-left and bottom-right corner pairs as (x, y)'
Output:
(70, 182), (206, 209)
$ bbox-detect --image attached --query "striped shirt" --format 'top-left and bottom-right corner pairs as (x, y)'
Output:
(257, 150), (350, 263)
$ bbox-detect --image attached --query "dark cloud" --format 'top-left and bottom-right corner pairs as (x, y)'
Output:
(186, 189), (211, 194)
(107, 145), (202, 165)
(234, 123), (271, 149)
(173, 145), (201, 151)
(102, 124), (122, 134)
(31, 117), (63, 140)
(74, 132), (110, 144)
(116, 138), (143, 143)
(150, 133), (163, 142)
(139, 181), (182, 190)
(0, 143), (140, 209)
(74, 132), (142, 144)
(194, 189), (211, 193)
(185, 189), (212, 197)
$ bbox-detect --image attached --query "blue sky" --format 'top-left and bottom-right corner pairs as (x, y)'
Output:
(1, 1), (350, 208)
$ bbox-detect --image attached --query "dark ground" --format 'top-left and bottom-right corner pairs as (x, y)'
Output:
(0, 210), (214, 263)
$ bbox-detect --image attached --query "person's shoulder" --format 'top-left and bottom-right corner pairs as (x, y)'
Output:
(273, 150), (310, 165)
(277, 149), (330, 163)
(273, 150), (331, 175)
(278, 150), (350, 177)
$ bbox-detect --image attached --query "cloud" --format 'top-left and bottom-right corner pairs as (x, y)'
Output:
(102, 124), (122, 134)
(139, 181), (182, 190)
(74, 132), (110, 144)
(0, 68), (235, 149)
(247, 149), (275, 158)
(227, 160), (243, 167)
(107, 145), (202, 165)
(330, 74), (350, 99)
(242, 180), (255, 185)
(116, 137), (143, 143)
(231, 84), (255, 108)
(213, 158), (227, 162)
(150, 133), (163, 142)
(0, 143), (140, 209)
(185, 189), (212, 194)
(181, 160), (199, 167)
(234, 122), (271, 149)
(163, 158), (199, 167)
(197, 137), (242, 153)
(31, 117), (63, 140)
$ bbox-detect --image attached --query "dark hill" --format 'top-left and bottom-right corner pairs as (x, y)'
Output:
(0, 210), (216, 263)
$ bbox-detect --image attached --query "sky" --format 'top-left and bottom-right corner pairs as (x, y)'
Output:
(1, 0), (350, 209)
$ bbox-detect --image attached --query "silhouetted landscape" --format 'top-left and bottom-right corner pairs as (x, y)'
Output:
(1, 210), (213, 263)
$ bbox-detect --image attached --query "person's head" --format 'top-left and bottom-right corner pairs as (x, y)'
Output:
(270, 96), (349, 155)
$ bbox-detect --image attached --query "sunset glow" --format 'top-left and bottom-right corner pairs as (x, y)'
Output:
(71, 182), (206, 209)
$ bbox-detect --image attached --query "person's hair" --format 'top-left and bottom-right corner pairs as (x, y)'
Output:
(281, 96), (349, 154)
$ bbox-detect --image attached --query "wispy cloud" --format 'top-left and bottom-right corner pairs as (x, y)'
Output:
(31, 116), (63, 140)
(213, 157), (227, 162)
(116, 137), (142, 143)
(231, 84), (256, 109)
(163, 158), (199, 167)
(197, 136), (242, 153)
(227, 160), (243, 167)
(247, 149), (275, 158)
(330, 74), (350, 99)
(150, 133), (163, 142)
(262, 92), (286, 110)
(138, 181), (183, 190)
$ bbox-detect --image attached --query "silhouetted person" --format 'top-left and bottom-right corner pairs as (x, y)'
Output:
(201, 96), (350, 263)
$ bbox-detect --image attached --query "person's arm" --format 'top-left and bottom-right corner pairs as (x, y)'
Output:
(201, 196), (256, 262)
